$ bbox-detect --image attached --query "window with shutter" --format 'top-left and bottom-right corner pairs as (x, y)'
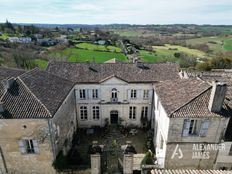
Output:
(18, 140), (26, 154)
(199, 119), (210, 137)
(182, 119), (191, 137)
(18, 139), (39, 154)
(32, 140), (39, 154)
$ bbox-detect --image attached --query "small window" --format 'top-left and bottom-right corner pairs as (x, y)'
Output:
(93, 106), (100, 120)
(131, 89), (137, 99)
(143, 90), (149, 99)
(80, 106), (88, 120)
(229, 145), (232, 156)
(129, 106), (136, 119)
(92, 89), (98, 99)
(18, 139), (39, 154)
(79, 89), (86, 99)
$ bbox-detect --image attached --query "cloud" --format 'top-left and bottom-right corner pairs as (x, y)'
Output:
(0, 0), (232, 24)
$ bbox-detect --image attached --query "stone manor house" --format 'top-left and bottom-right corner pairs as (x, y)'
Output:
(0, 62), (232, 174)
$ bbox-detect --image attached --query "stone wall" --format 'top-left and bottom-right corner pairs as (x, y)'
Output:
(0, 119), (56, 174)
(52, 88), (77, 156)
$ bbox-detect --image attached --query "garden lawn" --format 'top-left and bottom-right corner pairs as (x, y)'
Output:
(51, 48), (127, 63)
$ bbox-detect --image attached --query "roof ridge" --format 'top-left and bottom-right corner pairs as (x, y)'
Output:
(170, 86), (212, 117)
(18, 67), (40, 78)
(0, 66), (26, 72)
(17, 77), (52, 117)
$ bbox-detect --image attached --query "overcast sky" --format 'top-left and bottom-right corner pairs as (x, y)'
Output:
(0, 0), (232, 25)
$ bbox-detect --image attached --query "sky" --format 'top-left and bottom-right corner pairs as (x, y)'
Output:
(0, 0), (232, 25)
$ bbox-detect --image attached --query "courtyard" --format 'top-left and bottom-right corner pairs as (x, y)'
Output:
(66, 125), (152, 173)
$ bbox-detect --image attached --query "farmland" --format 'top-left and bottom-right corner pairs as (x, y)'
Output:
(76, 43), (122, 52)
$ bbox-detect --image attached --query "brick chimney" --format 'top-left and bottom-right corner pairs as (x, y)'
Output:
(208, 81), (227, 112)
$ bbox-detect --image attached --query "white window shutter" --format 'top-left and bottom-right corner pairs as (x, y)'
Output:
(127, 90), (131, 100)
(182, 119), (190, 137)
(149, 90), (153, 99)
(89, 89), (92, 99)
(76, 89), (80, 99)
(32, 140), (39, 154)
(200, 119), (209, 137)
(18, 140), (26, 154)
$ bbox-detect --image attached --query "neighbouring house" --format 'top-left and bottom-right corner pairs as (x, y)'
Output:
(153, 79), (231, 169)
(0, 67), (76, 174)
(46, 62), (180, 128)
(8, 37), (32, 43)
(37, 38), (56, 46)
(184, 69), (232, 170)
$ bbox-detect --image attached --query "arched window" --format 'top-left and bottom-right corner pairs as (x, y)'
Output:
(111, 88), (118, 99)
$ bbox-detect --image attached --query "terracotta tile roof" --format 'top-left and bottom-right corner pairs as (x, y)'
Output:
(150, 169), (232, 174)
(186, 70), (232, 108)
(0, 66), (26, 81)
(155, 79), (230, 118)
(19, 68), (75, 115)
(0, 68), (74, 119)
(0, 78), (51, 119)
(46, 62), (180, 83)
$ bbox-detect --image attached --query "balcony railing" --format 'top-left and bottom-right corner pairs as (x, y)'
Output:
(111, 98), (118, 102)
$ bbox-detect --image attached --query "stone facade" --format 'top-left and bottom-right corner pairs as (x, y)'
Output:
(75, 77), (153, 128)
(153, 85), (231, 169)
(0, 119), (55, 174)
(0, 89), (77, 174)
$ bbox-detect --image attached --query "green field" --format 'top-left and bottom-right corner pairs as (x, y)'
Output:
(224, 38), (232, 51)
(186, 36), (232, 53)
(153, 44), (206, 58)
(76, 43), (122, 52)
(33, 59), (49, 69)
(51, 48), (127, 63)
(139, 50), (178, 63)
(0, 33), (9, 41)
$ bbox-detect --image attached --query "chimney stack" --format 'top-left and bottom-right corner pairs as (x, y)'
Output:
(0, 102), (4, 113)
(2, 78), (15, 91)
(208, 81), (227, 112)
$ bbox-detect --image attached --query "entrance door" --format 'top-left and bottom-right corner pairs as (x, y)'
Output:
(110, 111), (118, 124)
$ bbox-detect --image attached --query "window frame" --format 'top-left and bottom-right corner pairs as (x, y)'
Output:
(80, 106), (88, 120)
(141, 106), (148, 118)
(18, 139), (39, 154)
(92, 89), (98, 99)
(92, 106), (100, 120)
(79, 89), (86, 99)
(143, 90), (149, 99)
(130, 89), (137, 99)
(129, 106), (136, 120)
